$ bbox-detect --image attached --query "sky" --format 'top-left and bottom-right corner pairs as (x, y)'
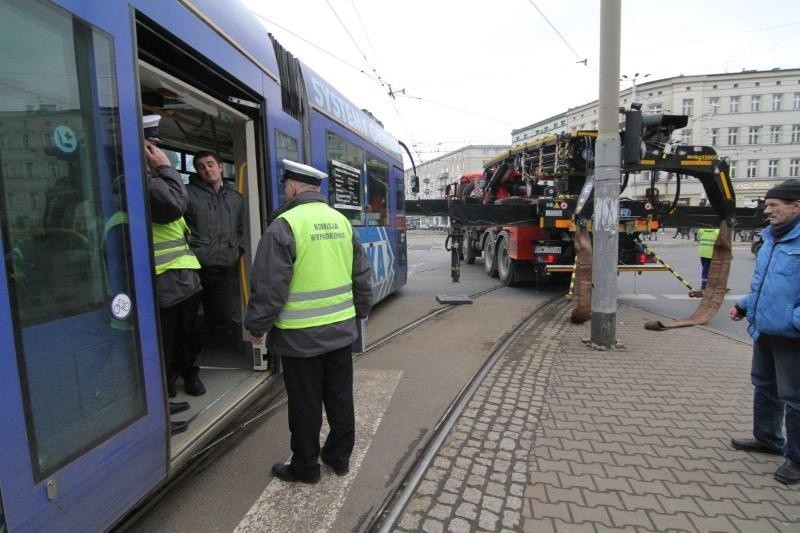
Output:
(242, 0), (800, 166)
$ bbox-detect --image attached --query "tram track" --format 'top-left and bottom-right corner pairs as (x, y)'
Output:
(360, 293), (563, 533)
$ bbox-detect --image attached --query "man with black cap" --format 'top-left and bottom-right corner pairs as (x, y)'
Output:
(143, 114), (203, 435)
(729, 178), (800, 485)
(245, 160), (372, 483)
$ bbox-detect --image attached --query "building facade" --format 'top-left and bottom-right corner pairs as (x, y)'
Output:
(511, 68), (800, 206)
(404, 144), (509, 200)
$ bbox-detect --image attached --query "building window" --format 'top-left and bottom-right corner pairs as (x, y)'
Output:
(772, 94), (783, 111)
(770, 125), (781, 144)
(751, 95), (761, 112)
(708, 97), (719, 115)
(728, 128), (739, 145)
(749, 126), (759, 144)
(790, 159), (799, 177)
(795, 93), (800, 110)
(24, 161), (33, 178)
(768, 159), (779, 178)
(48, 162), (59, 178)
(792, 125), (800, 143)
(747, 160), (758, 178)
(729, 162), (736, 179)
(648, 103), (662, 113)
(22, 132), (32, 149)
(729, 96), (740, 113)
(680, 130), (692, 144)
(29, 191), (39, 210)
(681, 98), (693, 115)
(710, 128), (718, 145)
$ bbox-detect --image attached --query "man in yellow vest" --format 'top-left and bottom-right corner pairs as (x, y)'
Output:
(245, 160), (373, 483)
(697, 227), (720, 296)
(143, 115), (203, 434)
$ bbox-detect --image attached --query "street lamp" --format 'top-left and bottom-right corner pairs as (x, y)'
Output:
(621, 72), (651, 104)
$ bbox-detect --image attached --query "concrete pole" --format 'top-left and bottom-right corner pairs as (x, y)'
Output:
(591, 0), (621, 347)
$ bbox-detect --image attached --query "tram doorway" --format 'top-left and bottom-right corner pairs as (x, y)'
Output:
(138, 61), (275, 468)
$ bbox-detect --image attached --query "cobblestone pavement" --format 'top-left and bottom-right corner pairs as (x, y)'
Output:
(393, 300), (800, 532)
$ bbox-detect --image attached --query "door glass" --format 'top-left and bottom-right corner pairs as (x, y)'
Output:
(0, 0), (145, 480)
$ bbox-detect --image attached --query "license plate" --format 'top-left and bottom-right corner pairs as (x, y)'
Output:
(535, 246), (561, 254)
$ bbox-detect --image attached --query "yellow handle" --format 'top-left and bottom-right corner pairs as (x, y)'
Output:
(236, 162), (249, 306)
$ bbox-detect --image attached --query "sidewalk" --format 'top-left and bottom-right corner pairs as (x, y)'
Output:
(394, 300), (799, 532)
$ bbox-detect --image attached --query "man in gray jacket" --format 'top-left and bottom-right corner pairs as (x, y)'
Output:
(184, 151), (244, 395)
(245, 160), (372, 484)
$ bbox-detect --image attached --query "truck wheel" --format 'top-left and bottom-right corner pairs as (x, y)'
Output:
(483, 235), (498, 277)
(496, 237), (516, 286)
(465, 233), (476, 264)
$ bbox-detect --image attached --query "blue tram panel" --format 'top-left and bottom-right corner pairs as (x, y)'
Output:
(0, 0), (409, 530)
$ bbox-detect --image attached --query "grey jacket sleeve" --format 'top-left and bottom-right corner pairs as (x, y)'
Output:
(352, 231), (373, 318)
(148, 165), (187, 224)
(244, 219), (295, 337)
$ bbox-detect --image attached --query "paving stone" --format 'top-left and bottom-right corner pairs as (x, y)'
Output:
(447, 517), (472, 533)
(478, 509), (499, 530)
(422, 518), (444, 533)
(455, 502), (477, 520)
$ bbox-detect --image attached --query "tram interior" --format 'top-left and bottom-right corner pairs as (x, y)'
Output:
(138, 62), (273, 456)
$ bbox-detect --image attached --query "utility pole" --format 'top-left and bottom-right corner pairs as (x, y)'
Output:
(591, 0), (621, 348)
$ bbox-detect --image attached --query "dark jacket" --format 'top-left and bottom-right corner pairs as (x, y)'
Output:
(148, 165), (201, 308)
(185, 175), (244, 268)
(244, 191), (373, 358)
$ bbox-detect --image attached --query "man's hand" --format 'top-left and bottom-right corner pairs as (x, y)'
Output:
(144, 141), (171, 169)
(728, 305), (744, 321)
(250, 333), (266, 347)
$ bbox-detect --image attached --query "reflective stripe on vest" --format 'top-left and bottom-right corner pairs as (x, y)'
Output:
(275, 202), (355, 329)
(152, 217), (200, 275)
(698, 228), (719, 259)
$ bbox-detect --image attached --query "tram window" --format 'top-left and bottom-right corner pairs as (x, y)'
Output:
(326, 132), (365, 225)
(275, 130), (299, 207)
(0, 0), (145, 480)
(366, 155), (388, 226)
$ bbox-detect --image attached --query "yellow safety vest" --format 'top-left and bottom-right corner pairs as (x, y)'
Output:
(698, 228), (719, 259)
(275, 202), (355, 329)
(152, 217), (201, 275)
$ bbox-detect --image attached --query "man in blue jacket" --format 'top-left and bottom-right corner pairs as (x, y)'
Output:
(729, 179), (800, 485)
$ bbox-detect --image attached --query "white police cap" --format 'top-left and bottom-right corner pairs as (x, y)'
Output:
(282, 159), (327, 184)
(143, 114), (161, 141)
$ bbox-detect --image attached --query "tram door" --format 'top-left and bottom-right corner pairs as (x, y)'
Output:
(0, 1), (167, 531)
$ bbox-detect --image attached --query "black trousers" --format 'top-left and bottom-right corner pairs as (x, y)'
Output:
(281, 344), (355, 477)
(159, 291), (203, 381)
(199, 266), (235, 330)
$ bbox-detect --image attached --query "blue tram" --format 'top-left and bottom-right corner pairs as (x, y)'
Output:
(0, 0), (407, 530)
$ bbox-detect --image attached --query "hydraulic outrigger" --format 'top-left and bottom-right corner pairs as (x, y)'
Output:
(406, 105), (766, 329)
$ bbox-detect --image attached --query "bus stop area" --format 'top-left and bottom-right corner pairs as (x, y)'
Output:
(393, 299), (800, 532)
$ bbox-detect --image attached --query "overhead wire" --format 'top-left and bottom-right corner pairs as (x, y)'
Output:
(524, 0), (592, 70)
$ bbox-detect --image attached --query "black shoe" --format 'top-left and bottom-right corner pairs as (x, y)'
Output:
(184, 374), (206, 396)
(167, 379), (177, 399)
(271, 463), (320, 484)
(775, 460), (800, 485)
(169, 401), (190, 415)
(321, 457), (349, 476)
(731, 437), (783, 455)
(170, 420), (188, 435)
